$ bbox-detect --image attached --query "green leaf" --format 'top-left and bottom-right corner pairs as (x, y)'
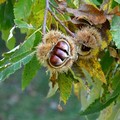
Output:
(0, 28), (40, 69)
(1, 27), (16, 50)
(47, 82), (59, 98)
(7, 26), (15, 40)
(0, 51), (35, 82)
(100, 51), (114, 74)
(73, 0), (80, 8)
(107, 102), (120, 120)
(114, 0), (120, 4)
(0, 45), (19, 66)
(33, 31), (42, 47)
(97, 103), (114, 120)
(28, 0), (45, 28)
(1, 29), (10, 41)
(0, 51), (34, 71)
(11, 32), (35, 58)
(0, 1), (14, 30)
(111, 1), (119, 8)
(66, 0), (76, 8)
(3, 46), (20, 57)
(111, 71), (120, 96)
(14, 19), (34, 29)
(91, 0), (102, 5)
(81, 68), (93, 86)
(14, 0), (33, 20)
(111, 16), (120, 49)
(6, 37), (16, 50)
(80, 95), (118, 115)
(22, 55), (40, 90)
(81, 68), (103, 111)
(0, 29), (39, 82)
(58, 72), (73, 104)
(80, 72), (120, 115)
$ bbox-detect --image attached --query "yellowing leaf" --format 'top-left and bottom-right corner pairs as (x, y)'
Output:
(73, 83), (81, 99)
(101, 30), (112, 50)
(29, 9), (44, 28)
(28, 0), (45, 28)
(101, 0), (113, 12)
(101, 41), (108, 50)
(77, 57), (107, 83)
(0, 0), (6, 4)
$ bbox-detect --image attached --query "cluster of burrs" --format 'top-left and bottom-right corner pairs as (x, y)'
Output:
(36, 26), (102, 77)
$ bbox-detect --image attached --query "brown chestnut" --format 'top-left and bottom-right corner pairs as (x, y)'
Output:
(48, 40), (70, 68)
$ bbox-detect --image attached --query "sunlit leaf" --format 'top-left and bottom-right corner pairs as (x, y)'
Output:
(0, 0), (6, 4)
(81, 69), (103, 111)
(6, 37), (16, 50)
(0, 51), (35, 82)
(58, 72), (73, 104)
(1, 27), (16, 50)
(107, 102), (120, 120)
(25, 0), (45, 28)
(111, 15), (120, 48)
(14, 19), (34, 29)
(97, 103), (114, 120)
(47, 82), (59, 98)
(0, 45), (20, 67)
(80, 95), (118, 115)
(7, 26), (16, 41)
(114, 0), (120, 4)
(1, 29), (10, 41)
(73, 0), (80, 8)
(0, 30), (38, 82)
(14, 0), (33, 20)
(11, 32), (35, 58)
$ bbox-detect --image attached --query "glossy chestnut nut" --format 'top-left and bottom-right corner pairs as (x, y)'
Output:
(48, 40), (70, 68)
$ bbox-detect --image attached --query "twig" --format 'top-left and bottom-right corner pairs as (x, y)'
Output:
(42, 0), (49, 35)
(48, 8), (75, 37)
(49, 1), (64, 14)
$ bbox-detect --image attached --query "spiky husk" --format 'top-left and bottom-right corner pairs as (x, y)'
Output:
(36, 30), (77, 77)
(75, 27), (102, 59)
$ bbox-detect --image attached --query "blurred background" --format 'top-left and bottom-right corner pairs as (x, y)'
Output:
(0, 29), (85, 120)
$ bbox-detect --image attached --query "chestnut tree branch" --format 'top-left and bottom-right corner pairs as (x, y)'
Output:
(42, 0), (49, 35)
(49, 1), (64, 14)
(48, 7), (75, 37)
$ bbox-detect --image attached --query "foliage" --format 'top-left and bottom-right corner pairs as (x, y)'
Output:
(0, 0), (120, 119)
